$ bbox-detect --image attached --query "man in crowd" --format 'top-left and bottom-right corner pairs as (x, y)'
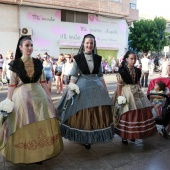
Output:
(140, 53), (150, 87)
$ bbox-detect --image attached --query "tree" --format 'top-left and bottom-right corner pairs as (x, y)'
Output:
(152, 17), (167, 56)
(165, 32), (170, 45)
(128, 17), (167, 54)
(128, 19), (157, 53)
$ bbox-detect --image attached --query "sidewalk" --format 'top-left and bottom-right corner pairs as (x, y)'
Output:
(0, 73), (170, 170)
(1, 132), (170, 170)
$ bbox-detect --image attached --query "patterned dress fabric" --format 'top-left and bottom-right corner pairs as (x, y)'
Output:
(57, 53), (114, 144)
(0, 57), (63, 164)
(112, 67), (157, 140)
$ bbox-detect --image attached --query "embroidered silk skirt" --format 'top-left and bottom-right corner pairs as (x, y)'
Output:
(57, 74), (114, 144)
(112, 83), (157, 139)
(0, 83), (63, 164)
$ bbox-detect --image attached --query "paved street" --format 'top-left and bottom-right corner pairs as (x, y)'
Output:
(0, 73), (170, 170)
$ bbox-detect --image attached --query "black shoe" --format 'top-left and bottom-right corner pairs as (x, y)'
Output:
(130, 139), (135, 142)
(122, 138), (128, 145)
(84, 144), (91, 149)
(36, 161), (43, 165)
(161, 128), (168, 139)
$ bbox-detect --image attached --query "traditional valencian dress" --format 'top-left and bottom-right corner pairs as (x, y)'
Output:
(112, 65), (157, 140)
(57, 53), (114, 144)
(0, 56), (63, 164)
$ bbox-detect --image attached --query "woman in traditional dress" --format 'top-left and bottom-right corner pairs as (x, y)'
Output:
(57, 34), (114, 149)
(112, 51), (157, 145)
(0, 36), (63, 164)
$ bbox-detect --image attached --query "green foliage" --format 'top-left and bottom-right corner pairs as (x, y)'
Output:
(129, 17), (168, 53)
(165, 32), (170, 45)
(152, 17), (167, 53)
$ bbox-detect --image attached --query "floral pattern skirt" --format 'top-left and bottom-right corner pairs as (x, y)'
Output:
(1, 118), (63, 164)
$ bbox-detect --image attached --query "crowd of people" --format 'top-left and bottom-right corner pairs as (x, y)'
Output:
(35, 52), (74, 94)
(0, 34), (169, 165)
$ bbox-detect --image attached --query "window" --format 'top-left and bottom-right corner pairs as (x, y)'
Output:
(61, 10), (88, 24)
(61, 10), (74, 22)
(111, 0), (120, 2)
(130, 3), (136, 9)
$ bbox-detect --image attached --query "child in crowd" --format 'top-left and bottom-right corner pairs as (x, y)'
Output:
(150, 81), (166, 116)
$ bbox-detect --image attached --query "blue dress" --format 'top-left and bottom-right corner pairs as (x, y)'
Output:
(57, 53), (114, 144)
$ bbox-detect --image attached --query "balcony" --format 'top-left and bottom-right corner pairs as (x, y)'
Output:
(1, 0), (138, 22)
(125, 8), (139, 24)
(0, 0), (18, 3)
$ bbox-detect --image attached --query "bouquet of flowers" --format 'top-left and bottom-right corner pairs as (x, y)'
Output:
(116, 96), (127, 108)
(63, 82), (80, 111)
(0, 98), (14, 127)
(2, 79), (7, 84)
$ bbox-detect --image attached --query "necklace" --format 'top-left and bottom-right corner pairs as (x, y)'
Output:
(21, 56), (32, 62)
(21, 56), (34, 81)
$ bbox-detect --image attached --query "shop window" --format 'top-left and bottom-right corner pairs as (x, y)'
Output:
(61, 10), (88, 24)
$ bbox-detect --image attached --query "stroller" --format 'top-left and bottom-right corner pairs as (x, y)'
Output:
(147, 77), (170, 138)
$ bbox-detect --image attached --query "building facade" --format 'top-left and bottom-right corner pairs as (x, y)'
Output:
(0, 0), (138, 59)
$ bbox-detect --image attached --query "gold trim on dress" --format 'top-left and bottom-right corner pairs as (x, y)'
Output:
(21, 56), (34, 82)
(14, 128), (61, 150)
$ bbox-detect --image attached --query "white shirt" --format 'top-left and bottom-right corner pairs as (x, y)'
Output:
(62, 63), (73, 76)
(111, 59), (116, 67)
(141, 57), (150, 71)
(2, 60), (10, 79)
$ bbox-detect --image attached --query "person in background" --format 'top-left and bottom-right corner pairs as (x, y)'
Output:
(118, 55), (123, 67)
(161, 57), (169, 77)
(43, 54), (54, 93)
(55, 54), (64, 94)
(154, 56), (159, 71)
(0, 36), (63, 164)
(111, 57), (117, 73)
(49, 55), (54, 64)
(105, 63), (112, 74)
(0, 54), (4, 78)
(134, 55), (141, 69)
(36, 53), (43, 63)
(61, 54), (73, 86)
(57, 34), (114, 149)
(101, 60), (107, 74)
(112, 50), (157, 145)
(159, 57), (163, 74)
(149, 57), (154, 76)
(140, 53), (150, 87)
(2, 51), (14, 83)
